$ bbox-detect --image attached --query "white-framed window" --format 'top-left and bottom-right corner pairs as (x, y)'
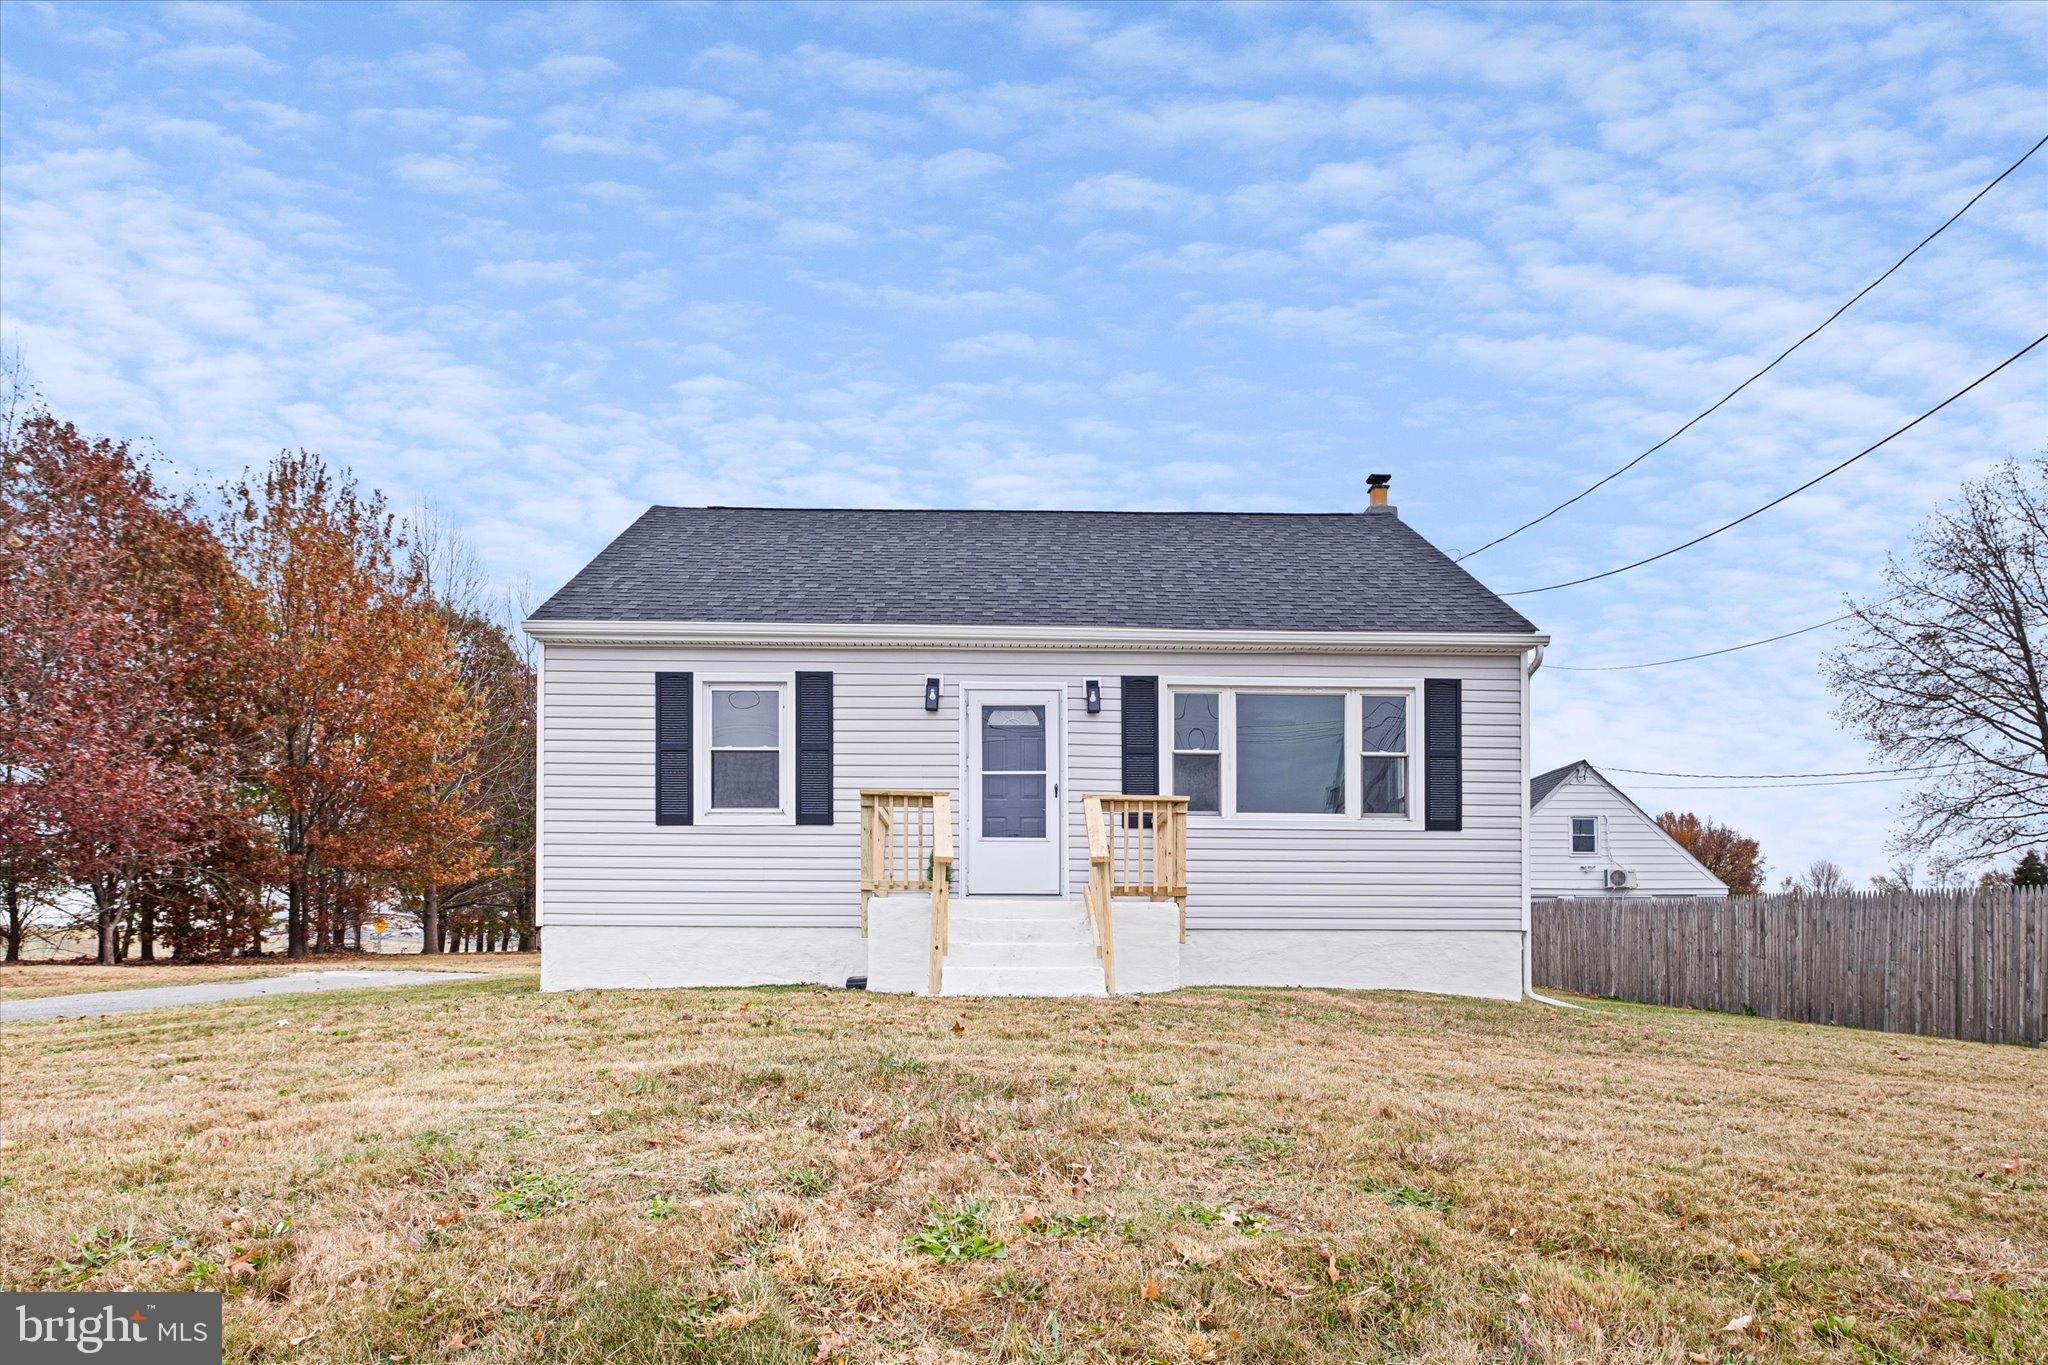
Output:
(1162, 681), (1422, 824)
(1571, 817), (1598, 854)
(1171, 691), (1221, 813)
(697, 677), (794, 822)
(1359, 693), (1408, 817)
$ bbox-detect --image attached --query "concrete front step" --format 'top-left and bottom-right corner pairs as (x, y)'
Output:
(947, 916), (1091, 946)
(940, 896), (1105, 994)
(940, 964), (1108, 997)
(943, 940), (1100, 972)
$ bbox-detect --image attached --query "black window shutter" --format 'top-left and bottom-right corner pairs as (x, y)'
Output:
(794, 671), (834, 825)
(654, 672), (693, 826)
(1121, 676), (1159, 795)
(1424, 678), (1463, 831)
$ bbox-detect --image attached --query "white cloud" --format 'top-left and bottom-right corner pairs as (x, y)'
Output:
(939, 331), (1084, 365)
(352, 107), (511, 145)
(473, 259), (581, 287)
(776, 218), (858, 248)
(921, 148), (1006, 187)
(391, 154), (504, 197)
(1064, 171), (1207, 216)
(540, 131), (654, 158)
(532, 53), (619, 84)
(142, 41), (277, 74)
(790, 44), (960, 95)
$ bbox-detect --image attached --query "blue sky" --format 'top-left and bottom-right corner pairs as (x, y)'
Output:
(3, 1), (2043, 883)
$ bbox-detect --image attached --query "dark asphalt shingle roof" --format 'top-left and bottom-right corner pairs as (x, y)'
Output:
(529, 505), (1538, 634)
(1530, 760), (1591, 809)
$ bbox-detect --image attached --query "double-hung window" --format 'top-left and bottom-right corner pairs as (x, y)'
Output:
(1571, 817), (1598, 854)
(706, 683), (788, 815)
(1172, 692), (1221, 813)
(1359, 694), (1408, 816)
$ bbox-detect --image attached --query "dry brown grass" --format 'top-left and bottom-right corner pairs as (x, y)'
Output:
(0, 953), (537, 1001)
(2, 973), (2042, 1363)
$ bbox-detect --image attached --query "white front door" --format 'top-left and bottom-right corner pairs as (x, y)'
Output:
(965, 688), (1062, 895)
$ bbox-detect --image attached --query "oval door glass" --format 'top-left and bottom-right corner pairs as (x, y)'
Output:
(980, 705), (1046, 838)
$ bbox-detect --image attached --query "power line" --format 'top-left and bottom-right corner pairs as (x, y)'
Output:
(1547, 610), (1857, 670)
(1456, 131), (2048, 564)
(1501, 333), (2046, 597)
(1605, 763), (1957, 779)
(1626, 774), (1932, 790)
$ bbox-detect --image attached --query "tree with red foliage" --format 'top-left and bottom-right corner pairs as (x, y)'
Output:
(1655, 811), (1767, 895)
(1, 413), (261, 962)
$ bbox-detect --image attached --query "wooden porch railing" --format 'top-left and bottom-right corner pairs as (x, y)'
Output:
(859, 790), (954, 994)
(1081, 794), (1189, 995)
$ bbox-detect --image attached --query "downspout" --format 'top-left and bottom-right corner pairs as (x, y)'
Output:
(1519, 645), (1583, 1008)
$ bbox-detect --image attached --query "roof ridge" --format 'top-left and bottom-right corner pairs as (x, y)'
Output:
(672, 505), (1374, 518)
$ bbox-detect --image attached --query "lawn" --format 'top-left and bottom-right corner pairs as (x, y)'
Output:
(1, 975), (2041, 1363)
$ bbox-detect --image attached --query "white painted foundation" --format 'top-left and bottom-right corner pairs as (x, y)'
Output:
(1179, 929), (1523, 1000)
(544, 921), (1523, 1002)
(864, 895), (934, 995)
(1109, 899), (1180, 994)
(540, 924), (863, 992)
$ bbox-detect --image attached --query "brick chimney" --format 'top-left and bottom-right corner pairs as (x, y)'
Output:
(1366, 472), (1392, 511)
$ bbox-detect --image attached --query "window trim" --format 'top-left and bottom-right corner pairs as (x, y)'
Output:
(1159, 677), (1424, 827)
(1570, 817), (1599, 855)
(694, 672), (796, 824)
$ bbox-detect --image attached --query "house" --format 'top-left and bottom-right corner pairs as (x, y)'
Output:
(522, 477), (1549, 998)
(1529, 760), (1730, 900)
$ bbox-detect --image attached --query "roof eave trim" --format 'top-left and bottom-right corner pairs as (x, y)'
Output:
(522, 618), (1550, 654)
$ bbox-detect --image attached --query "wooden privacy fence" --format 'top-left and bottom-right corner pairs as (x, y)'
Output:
(1533, 888), (2048, 1045)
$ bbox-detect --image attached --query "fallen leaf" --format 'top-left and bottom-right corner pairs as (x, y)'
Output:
(1320, 1245), (1340, 1284)
(1723, 1313), (1753, 1335)
(1942, 1286), (1974, 1305)
(1735, 1247), (1761, 1269)
(949, 1016), (966, 1035)
(813, 1330), (848, 1361)
(1141, 1273), (1164, 1301)
(2001, 1159), (2022, 1176)
(441, 1330), (471, 1351)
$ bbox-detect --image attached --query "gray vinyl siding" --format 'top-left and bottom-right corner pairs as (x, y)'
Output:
(541, 645), (1528, 933)
(1529, 774), (1729, 898)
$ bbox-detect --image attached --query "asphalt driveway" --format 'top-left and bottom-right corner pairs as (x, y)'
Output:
(2, 970), (489, 1022)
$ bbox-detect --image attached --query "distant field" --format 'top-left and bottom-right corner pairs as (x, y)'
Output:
(0, 953), (536, 1002)
(2, 974), (2041, 1362)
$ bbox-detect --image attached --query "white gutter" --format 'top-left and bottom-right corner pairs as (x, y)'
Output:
(521, 618), (1550, 655)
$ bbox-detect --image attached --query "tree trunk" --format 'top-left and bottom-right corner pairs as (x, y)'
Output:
(95, 880), (117, 965)
(286, 866), (309, 958)
(420, 886), (442, 955)
(138, 905), (156, 962)
(3, 878), (23, 962)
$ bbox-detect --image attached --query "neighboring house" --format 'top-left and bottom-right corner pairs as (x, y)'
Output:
(523, 479), (1548, 998)
(1528, 760), (1730, 900)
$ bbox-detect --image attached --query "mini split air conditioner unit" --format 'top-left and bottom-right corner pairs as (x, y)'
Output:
(1606, 868), (1638, 891)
